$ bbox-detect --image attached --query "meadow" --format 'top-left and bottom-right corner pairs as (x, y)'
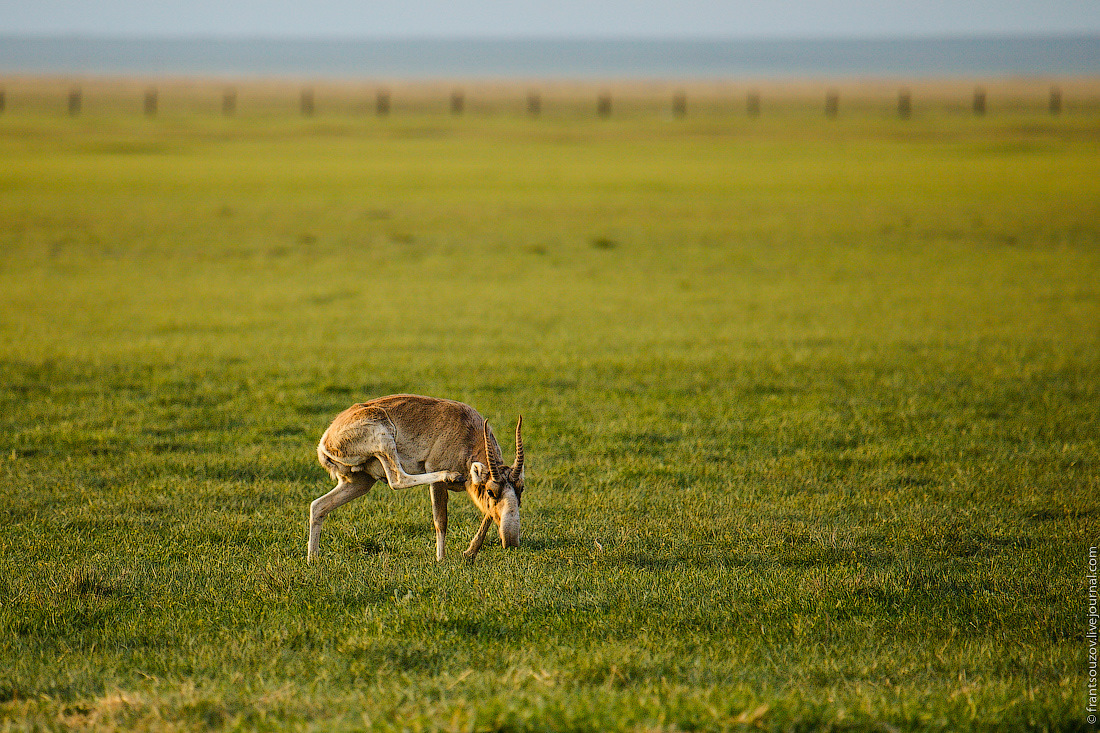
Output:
(1, 78), (1098, 731)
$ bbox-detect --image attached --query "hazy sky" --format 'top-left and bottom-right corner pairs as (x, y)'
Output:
(3, 0), (1099, 38)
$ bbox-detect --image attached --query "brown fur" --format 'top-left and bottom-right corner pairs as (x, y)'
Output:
(310, 394), (524, 562)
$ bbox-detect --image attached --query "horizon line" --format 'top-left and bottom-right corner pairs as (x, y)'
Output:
(3, 30), (1099, 43)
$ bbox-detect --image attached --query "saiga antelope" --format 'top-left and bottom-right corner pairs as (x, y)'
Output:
(311, 394), (525, 562)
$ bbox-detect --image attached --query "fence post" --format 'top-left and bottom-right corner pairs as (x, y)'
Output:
(223, 89), (236, 116)
(747, 91), (761, 118)
(973, 87), (986, 116)
(597, 92), (612, 118)
(1049, 86), (1062, 115)
(376, 89), (391, 116)
(825, 89), (839, 118)
(898, 89), (912, 119)
(301, 87), (315, 116)
(450, 89), (464, 115)
(144, 88), (157, 117)
(0, 88), (5, 114)
(69, 87), (82, 116)
(672, 91), (687, 118)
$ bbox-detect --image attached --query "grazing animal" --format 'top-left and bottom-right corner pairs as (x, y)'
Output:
(311, 394), (525, 562)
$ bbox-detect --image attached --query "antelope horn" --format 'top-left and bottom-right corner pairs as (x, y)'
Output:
(483, 420), (502, 484)
(510, 415), (524, 482)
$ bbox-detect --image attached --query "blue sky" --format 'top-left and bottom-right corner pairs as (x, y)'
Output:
(3, 0), (1099, 38)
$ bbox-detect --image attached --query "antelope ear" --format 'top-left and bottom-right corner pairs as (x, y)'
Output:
(470, 462), (489, 485)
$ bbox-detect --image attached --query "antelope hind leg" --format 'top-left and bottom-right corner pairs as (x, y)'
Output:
(373, 433), (462, 489)
(308, 477), (372, 562)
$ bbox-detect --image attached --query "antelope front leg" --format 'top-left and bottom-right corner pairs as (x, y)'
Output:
(463, 514), (495, 562)
(430, 483), (449, 562)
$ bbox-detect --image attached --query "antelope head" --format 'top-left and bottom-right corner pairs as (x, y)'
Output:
(472, 416), (524, 549)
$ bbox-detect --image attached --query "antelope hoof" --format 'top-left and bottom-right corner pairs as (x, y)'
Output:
(446, 471), (464, 483)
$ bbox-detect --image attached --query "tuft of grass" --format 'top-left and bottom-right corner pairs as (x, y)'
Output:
(1, 89), (1098, 731)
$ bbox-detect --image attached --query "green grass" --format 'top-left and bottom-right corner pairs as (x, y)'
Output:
(1, 97), (1098, 731)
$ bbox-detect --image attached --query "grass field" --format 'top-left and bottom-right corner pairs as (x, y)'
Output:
(1, 79), (1099, 731)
